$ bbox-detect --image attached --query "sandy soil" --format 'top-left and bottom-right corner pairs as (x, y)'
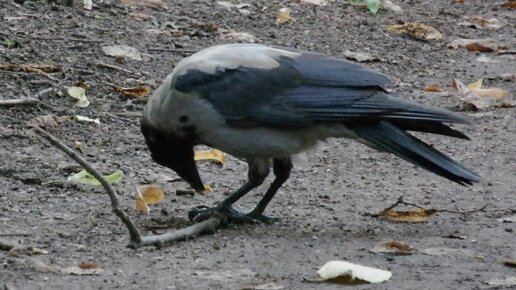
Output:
(1, 0), (515, 289)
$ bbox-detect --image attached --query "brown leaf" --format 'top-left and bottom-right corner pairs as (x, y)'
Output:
(452, 78), (513, 110)
(79, 262), (98, 269)
(465, 43), (495, 53)
(371, 240), (412, 255)
(113, 85), (152, 98)
(387, 23), (442, 41)
(26, 115), (68, 128)
(448, 38), (504, 52)
(424, 83), (445, 92)
(0, 64), (61, 73)
(380, 208), (438, 223)
(502, 1), (516, 9)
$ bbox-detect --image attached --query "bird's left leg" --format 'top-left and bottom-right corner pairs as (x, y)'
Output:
(188, 159), (270, 223)
(246, 157), (292, 224)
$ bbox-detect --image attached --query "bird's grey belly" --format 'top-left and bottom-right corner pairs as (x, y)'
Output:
(199, 123), (357, 159)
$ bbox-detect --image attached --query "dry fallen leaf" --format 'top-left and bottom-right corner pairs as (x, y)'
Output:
(119, 0), (167, 9)
(277, 8), (294, 24)
(342, 50), (384, 62)
(458, 16), (504, 30)
(317, 260), (392, 285)
(452, 78), (513, 110)
(371, 240), (412, 255)
(113, 85), (152, 98)
(79, 262), (98, 270)
(387, 23), (442, 41)
(502, 1), (516, 9)
(26, 115), (68, 128)
(424, 83), (446, 92)
(0, 63), (61, 73)
(102, 45), (143, 61)
(447, 38), (504, 52)
(23, 257), (102, 275)
(137, 184), (165, 205)
(134, 190), (150, 215)
(68, 86), (90, 108)
(203, 184), (214, 193)
(380, 208), (438, 222)
(194, 149), (225, 165)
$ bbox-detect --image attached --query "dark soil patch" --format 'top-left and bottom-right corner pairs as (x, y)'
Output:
(1, 0), (515, 289)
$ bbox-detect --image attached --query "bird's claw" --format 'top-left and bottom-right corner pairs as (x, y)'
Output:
(246, 211), (280, 225)
(188, 205), (279, 225)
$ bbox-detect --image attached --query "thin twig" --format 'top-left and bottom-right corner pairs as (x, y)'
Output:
(33, 126), (143, 245)
(367, 195), (513, 218)
(28, 35), (104, 43)
(0, 87), (55, 107)
(33, 127), (225, 249)
(97, 62), (135, 74)
(0, 98), (40, 106)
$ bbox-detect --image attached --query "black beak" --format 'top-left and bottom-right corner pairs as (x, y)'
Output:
(172, 150), (205, 192)
(141, 120), (205, 192)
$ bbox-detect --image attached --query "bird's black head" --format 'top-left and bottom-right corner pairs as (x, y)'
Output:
(140, 119), (204, 192)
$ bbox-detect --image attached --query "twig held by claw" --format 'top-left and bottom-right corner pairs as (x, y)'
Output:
(33, 126), (225, 249)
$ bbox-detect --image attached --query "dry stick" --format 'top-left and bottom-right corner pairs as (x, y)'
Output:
(97, 62), (134, 74)
(0, 98), (40, 107)
(0, 87), (56, 107)
(33, 127), (225, 249)
(33, 126), (142, 245)
(369, 195), (512, 218)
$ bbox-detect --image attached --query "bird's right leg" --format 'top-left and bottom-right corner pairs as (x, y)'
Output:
(188, 159), (270, 223)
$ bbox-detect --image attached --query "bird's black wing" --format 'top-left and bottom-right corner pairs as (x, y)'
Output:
(174, 48), (469, 129)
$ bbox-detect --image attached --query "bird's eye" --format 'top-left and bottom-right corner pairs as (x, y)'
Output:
(179, 115), (189, 123)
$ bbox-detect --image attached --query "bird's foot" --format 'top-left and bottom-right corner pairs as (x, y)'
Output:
(188, 204), (254, 224)
(188, 205), (279, 225)
(246, 210), (280, 225)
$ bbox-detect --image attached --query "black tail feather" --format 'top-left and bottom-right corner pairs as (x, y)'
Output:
(352, 122), (480, 186)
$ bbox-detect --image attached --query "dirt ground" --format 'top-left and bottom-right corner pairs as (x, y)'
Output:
(1, 0), (515, 289)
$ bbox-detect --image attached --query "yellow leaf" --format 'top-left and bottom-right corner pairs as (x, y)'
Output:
(387, 23), (442, 41)
(134, 191), (150, 215)
(203, 184), (214, 193)
(137, 184), (165, 205)
(380, 208), (438, 223)
(113, 85), (152, 98)
(467, 79), (484, 90)
(194, 149), (225, 165)
(277, 8), (294, 24)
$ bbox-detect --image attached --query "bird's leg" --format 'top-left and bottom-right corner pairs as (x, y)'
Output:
(246, 157), (292, 224)
(188, 159), (269, 223)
